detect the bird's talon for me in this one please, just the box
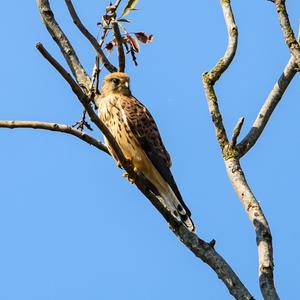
[122,172,135,183]
[128,177,135,184]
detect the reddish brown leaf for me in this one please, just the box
[134,32,148,43]
[134,32,154,44]
[148,34,154,42]
[125,34,140,52]
[105,39,117,53]
[105,42,114,52]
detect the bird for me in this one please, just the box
[96,72,195,232]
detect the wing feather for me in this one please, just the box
[120,96,191,217]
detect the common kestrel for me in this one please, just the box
[97,72,194,231]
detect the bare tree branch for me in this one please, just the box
[205,0,238,84]
[238,26,300,156]
[202,0,238,150]
[112,21,126,72]
[225,158,278,300]
[226,11,300,297]
[238,55,297,156]
[273,0,300,67]
[90,58,101,96]
[65,0,117,73]
[202,1,282,299]
[0,120,109,154]
[36,0,92,92]
[36,41,254,300]
[176,227,254,300]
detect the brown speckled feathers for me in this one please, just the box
[97,72,194,231]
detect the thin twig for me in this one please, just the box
[0,120,108,154]
[90,57,100,96]
[91,0,122,91]
[230,117,245,147]
[93,0,123,79]
[95,56,101,94]
[64,0,117,73]
[273,0,300,67]
[112,22,125,72]
[72,110,93,131]
[36,41,254,300]
[90,23,107,95]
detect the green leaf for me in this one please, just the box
[121,0,139,17]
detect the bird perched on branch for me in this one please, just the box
[97,72,195,232]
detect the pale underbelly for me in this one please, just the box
[104,134,168,195]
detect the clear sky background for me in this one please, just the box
[0,1,299,299]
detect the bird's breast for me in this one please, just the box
[98,97,140,163]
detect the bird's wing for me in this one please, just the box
[119,96,191,217]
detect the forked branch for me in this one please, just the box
[202,0,288,299]
[237,7,300,157]
[202,0,237,150]
[64,0,117,73]
[238,54,297,156]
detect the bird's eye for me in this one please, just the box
[111,78,120,85]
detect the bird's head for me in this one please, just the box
[101,72,132,97]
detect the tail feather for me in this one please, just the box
[160,186,195,232]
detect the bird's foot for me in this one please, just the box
[122,172,135,184]
[117,157,133,169]
[121,158,139,183]
[122,172,129,178]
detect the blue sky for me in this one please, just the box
[0,1,299,299]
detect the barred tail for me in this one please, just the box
[160,186,195,232]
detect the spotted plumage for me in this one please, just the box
[96,72,195,232]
